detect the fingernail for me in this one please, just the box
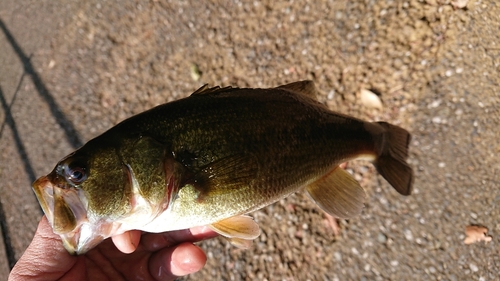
[170,246,199,276]
[189,225,210,236]
[129,231,136,248]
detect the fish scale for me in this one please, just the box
[32,80,413,254]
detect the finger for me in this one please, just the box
[111,230,141,254]
[149,242,207,281]
[339,162,347,169]
[9,216,78,280]
[141,226,218,252]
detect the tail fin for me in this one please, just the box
[374,122,414,195]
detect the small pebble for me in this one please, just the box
[379,197,388,205]
[327,90,335,100]
[432,117,442,124]
[404,229,413,241]
[429,100,441,108]
[190,64,202,81]
[469,263,478,272]
[452,0,469,9]
[378,233,387,243]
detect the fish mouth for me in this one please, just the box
[32,175,106,254]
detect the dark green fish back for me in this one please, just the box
[107,86,378,214]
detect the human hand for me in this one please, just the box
[9,216,218,281]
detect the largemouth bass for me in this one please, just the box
[33,81,413,254]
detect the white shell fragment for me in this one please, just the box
[360,89,383,109]
[48,60,56,69]
[451,0,469,9]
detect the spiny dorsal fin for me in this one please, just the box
[276,80,319,100]
[191,84,233,96]
[306,166,366,219]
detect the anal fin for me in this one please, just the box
[306,167,366,219]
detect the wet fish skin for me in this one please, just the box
[32,80,413,254]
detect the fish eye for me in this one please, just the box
[64,161,88,184]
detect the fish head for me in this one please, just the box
[33,144,131,254]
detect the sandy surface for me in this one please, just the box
[1,0,499,280]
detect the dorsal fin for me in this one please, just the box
[276,80,319,100]
[191,84,233,96]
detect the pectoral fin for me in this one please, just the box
[209,215,261,240]
[209,216,260,249]
[306,167,366,219]
[191,154,259,201]
[226,237,254,249]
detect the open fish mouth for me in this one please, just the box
[32,176,107,254]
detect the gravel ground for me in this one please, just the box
[0,0,499,280]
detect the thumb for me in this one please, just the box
[9,216,79,281]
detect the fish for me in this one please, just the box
[32,80,413,254]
